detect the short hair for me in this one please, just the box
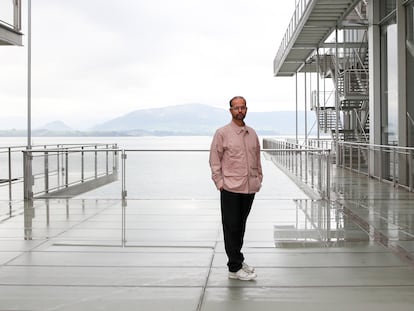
[229,96,246,107]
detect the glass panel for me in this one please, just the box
[407,3,414,147]
[380,21,398,146]
[386,24,398,145]
[380,0,396,21]
[124,151,215,200]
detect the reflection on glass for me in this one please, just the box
[24,200,34,240]
[273,200,369,248]
[407,4,414,146]
[380,0,396,21]
[386,24,398,145]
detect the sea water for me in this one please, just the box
[0,136,306,202]
[0,136,216,201]
[0,136,214,149]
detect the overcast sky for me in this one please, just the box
[0,0,297,129]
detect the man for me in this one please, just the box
[209,96,263,281]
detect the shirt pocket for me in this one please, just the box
[250,167,259,177]
[223,141,246,175]
[226,141,244,158]
[223,164,246,177]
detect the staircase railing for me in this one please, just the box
[341,69,369,99]
[354,110,369,142]
[352,30,368,73]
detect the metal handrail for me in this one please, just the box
[21,144,118,199]
[338,140,414,151]
[337,141,414,191]
[263,138,331,200]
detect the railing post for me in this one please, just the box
[57,145,61,187]
[367,144,371,178]
[44,148,49,194]
[94,146,98,179]
[8,148,12,203]
[113,144,119,172]
[121,150,127,245]
[299,146,303,181]
[23,151,33,200]
[310,151,314,188]
[65,149,69,188]
[393,147,396,187]
[288,145,291,171]
[294,149,297,176]
[106,144,109,175]
[357,144,361,173]
[379,146,383,182]
[81,146,84,182]
[409,149,413,192]
[122,151,127,199]
[326,151,331,201]
[318,151,322,192]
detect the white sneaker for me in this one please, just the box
[228,268,257,281]
[242,262,255,273]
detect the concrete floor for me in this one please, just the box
[1,158,414,310]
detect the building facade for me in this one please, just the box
[274,0,414,189]
[0,0,22,46]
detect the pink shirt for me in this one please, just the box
[209,121,263,194]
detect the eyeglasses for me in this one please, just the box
[230,106,247,111]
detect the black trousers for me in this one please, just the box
[220,189,255,272]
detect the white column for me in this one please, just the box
[397,0,408,185]
[368,0,381,177]
[27,0,32,150]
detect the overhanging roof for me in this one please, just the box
[0,23,23,46]
[274,0,361,77]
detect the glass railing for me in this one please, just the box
[337,141,414,191]
[263,138,332,200]
[263,138,414,196]
[21,144,119,199]
[17,139,414,205]
[1,144,107,203]
[120,149,213,200]
[21,146,303,201]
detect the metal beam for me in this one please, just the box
[274,0,363,76]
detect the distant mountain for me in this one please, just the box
[92,103,228,134]
[92,103,316,135]
[0,104,317,137]
[37,121,72,131]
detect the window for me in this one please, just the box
[380,0,396,22]
[407,1,414,146]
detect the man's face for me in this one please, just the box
[229,98,247,121]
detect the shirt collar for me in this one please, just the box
[230,121,249,135]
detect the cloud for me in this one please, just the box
[0,0,297,129]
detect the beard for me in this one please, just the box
[234,113,245,121]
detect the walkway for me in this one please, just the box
[0,157,414,310]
